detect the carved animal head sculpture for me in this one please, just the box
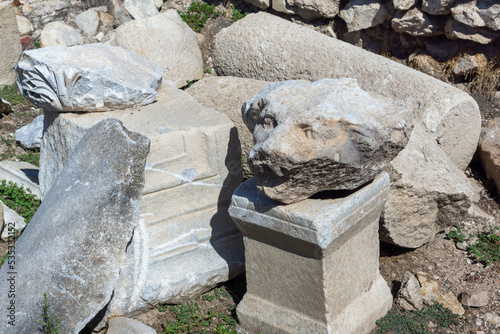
[242,78,413,204]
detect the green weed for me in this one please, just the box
[38,293,60,333]
[0,180,40,224]
[0,84,26,106]
[0,136,40,167]
[376,302,459,334]
[468,226,500,266]
[448,225,500,266]
[159,287,237,334]
[179,2,226,33]
[231,8,246,21]
[34,41,41,49]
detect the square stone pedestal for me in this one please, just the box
[228,173,393,334]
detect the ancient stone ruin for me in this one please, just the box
[0,0,499,333]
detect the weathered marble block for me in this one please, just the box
[39,82,244,321]
[228,173,393,334]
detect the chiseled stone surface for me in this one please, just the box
[16,43,164,112]
[115,10,203,88]
[40,81,244,325]
[187,76,269,178]
[213,13,481,171]
[229,173,392,334]
[478,118,500,195]
[0,119,150,334]
[242,78,412,204]
[0,2,23,87]
[107,317,156,334]
[381,124,473,248]
[0,161,40,197]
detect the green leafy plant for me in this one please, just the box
[38,293,60,334]
[0,136,40,166]
[468,226,500,266]
[0,84,26,106]
[231,8,246,21]
[376,302,459,334]
[0,180,40,224]
[179,2,226,33]
[447,226,466,243]
[159,286,237,334]
[447,225,500,266]
[34,41,41,49]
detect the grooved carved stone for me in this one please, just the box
[39,82,244,326]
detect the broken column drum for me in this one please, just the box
[228,173,393,334]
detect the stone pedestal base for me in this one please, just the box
[229,173,393,334]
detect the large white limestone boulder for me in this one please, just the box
[114,10,203,88]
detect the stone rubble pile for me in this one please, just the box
[0,1,498,333]
[241,0,500,45]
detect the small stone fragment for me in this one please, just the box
[397,272,423,311]
[479,119,500,195]
[392,7,446,36]
[107,317,156,334]
[485,312,500,326]
[393,0,417,10]
[422,0,456,15]
[75,9,100,37]
[16,44,164,112]
[40,21,84,47]
[15,114,43,149]
[16,15,34,36]
[417,272,439,305]
[459,291,489,307]
[437,292,465,315]
[453,53,486,76]
[340,0,391,32]
[0,98,13,114]
[1,201,26,241]
[112,0,159,26]
[456,240,468,250]
[445,17,500,44]
[243,78,412,204]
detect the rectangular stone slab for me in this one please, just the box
[39,81,244,321]
[229,173,393,334]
